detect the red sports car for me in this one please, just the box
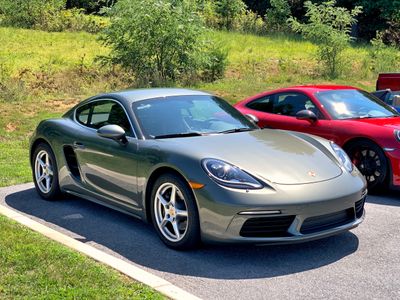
[235,85,400,191]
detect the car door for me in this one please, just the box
[73,99,140,209]
[247,92,335,141]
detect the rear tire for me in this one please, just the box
[32,143,62,200]
[150,173,201,250]
[346,140,388,191]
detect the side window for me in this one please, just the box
[274,93,323,118]
[75,100,134,136]
[76,104,91,125]
[246,96,273,113]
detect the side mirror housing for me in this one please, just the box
[245,114,259,125]
[97,125,128,144]
[296,110,317,123]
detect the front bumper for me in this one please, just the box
[194,171,367,244]
[385,148,400,188]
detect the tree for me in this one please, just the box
[100,0,225,85]
[289,0,362,78]
[265,0,292,32]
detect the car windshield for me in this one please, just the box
[132,95,258,138]
[315,89,399,119]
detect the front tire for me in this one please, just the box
[150,173,200,250]
[346,140,388,191]
[32,143,62,200]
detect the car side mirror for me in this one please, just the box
[245,114,259,125]
[97,125,128,144]
[296,110,317,123]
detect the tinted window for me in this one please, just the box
[274,93,321,117]
[315,89,399,119]
[132,95,257,138]
[75,100,133,136]
[76,104,91,125]
[246,96,273,113]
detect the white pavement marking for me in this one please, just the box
[0,204,201,300]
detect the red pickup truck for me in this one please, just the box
[376,73,400,90]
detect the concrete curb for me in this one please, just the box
[0,204,201,300]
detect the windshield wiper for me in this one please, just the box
[219,127,254,134]
[152,132,205,139]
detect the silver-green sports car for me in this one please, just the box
[30,88,367,249]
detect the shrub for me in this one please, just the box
[368,32,400,74]
[289,0,362,78]
[215,0,247,30]
[237,10,266,35]
[0,0,66,29]
[265,0,291,32]
[99,0,226,85]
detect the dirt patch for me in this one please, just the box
[5,123,17,132]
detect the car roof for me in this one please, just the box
[100,88,212,103]
[289,85,358,92]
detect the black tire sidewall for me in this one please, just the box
[150,173,201,250]
[32,143,61,200]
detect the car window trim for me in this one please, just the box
[74,98,138,139]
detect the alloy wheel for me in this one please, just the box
[34,150,54,194]
[154,182,189,242]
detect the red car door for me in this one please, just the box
[244,92,336,141]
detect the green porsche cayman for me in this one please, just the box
[30,88,367,249]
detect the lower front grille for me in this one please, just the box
[240,215,295,238]
[355,197,366,219]
[300,208,355,235]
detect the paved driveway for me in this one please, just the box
[1,183,399,299]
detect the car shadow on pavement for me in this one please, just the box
[367,191,400,207]
[6,188,360,280]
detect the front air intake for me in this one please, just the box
[240,215,295,237]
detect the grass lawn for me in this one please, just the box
[0,27,388,187]
[0,215,163,299]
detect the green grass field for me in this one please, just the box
[0,27,386,187]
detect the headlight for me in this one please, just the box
[331,142,353,172]
[202,158,263,189]
[394,129,400,142]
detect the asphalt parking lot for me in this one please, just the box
[1,183,399,300]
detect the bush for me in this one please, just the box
[237,10,266,35]
[0,0,66,29]
[215,0,247,30]
[99,0,226,85]
[265,0,291,32]
[289,0,362,78]
[368,32,400,74]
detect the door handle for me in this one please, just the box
[73,142,85,149]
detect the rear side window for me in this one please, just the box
[76,104,91,125]
[246,96,273,113]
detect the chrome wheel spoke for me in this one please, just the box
[170,185,176,206]
[176,208,188,218]
[158,194,168,207]
[171,220,180,239]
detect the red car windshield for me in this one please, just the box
[315,89,399,119]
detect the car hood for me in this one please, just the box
[161,129,343,185]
